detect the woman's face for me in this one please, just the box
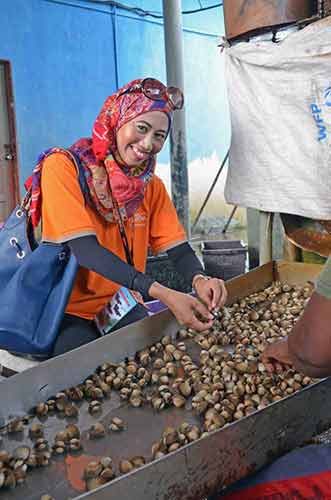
[116,111,169,167]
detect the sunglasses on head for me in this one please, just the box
[119,78,184,110]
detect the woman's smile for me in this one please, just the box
[130,144,151,163]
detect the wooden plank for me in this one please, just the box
[225,261,274,304]
[275,260,324,285]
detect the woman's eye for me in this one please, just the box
[155,134,165,141]
[137,124,147,133]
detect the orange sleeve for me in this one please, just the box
[41,153,96,243]
[148,175,187,255]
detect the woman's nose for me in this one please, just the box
[140,134,153,152]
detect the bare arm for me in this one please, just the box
[287,291,331,377]
[262,257,331,377]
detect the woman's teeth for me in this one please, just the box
[132,146,148,160]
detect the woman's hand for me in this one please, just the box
[260,338,294,373]
[149,282,214,332]
[130,290,145,305]
[192,275,228,313]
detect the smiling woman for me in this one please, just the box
[17,77,228,358]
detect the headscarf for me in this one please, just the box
[26,78,173,227]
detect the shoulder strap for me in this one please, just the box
[22,148,91,212]
[66,149,91,205]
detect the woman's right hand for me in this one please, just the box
[149,282,214,332]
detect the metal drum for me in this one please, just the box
[281,213,331,257]
[223,0,318,40]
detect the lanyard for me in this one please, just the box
[108,182,134,266]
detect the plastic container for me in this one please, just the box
[201,240,247,281]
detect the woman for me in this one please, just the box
[29,78,227,356]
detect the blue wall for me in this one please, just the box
[1,0,230,192]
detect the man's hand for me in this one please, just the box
[260,338,294,373]
[192,275,228,313]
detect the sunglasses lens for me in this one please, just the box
[167,87,184,109]
[143,78,166,100]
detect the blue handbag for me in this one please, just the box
[0,152,87,358]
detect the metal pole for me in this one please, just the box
[162,0,190,237]
[192,149,229,232]
[222,205,237,234]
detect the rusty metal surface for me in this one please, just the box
[223,0,317,39]
[280,213,331,257]
[0,262,328,500]
[2,376,331,500]
[77,379,331,500]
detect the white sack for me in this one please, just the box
[224,17,331,219]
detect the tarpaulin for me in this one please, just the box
[224,17,331,219]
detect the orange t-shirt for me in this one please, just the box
[41,153,186,320]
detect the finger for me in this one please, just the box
[189,316,214,332]
[210,282,221,310]
[196,286,213,310]
[265,362,275,373]
[217,280,228,308]
[192,299,214,321]
[275,362,286,373]
[260,352,269,363]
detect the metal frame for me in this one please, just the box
[0,59,20,210]
[0,262,329,499]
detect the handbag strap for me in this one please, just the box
[22,149,91,214]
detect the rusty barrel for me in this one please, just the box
[223,0,318,40]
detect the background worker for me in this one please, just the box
[261,256,331,377]
[216,257,331,499]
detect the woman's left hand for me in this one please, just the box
[193,275,228,313]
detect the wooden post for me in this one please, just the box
[259,211,273,264]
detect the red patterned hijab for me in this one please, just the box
[27,79,173,227]
[71,78,173,222]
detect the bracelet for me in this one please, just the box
[192,274,210,290]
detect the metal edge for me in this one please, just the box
[74,378,331,500]
[0,309,178,424]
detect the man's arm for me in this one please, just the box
[287,291,331,377]
[262,257,331,377]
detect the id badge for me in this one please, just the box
[95,287,138,335]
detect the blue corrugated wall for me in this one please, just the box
[1,0,229,194]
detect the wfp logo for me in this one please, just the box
[310,104,327,142]
[324,86,331,107]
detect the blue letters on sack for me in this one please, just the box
[310,104,328,142]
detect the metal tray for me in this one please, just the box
[0,261,329,500]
